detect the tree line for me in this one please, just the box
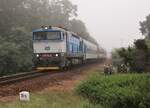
[112,14,150,73]
[0,0,96,76]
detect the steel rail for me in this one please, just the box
[0,61,103,86]
[0,70,49,85]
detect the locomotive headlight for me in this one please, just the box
[36,54,39,58]
[56,54,59,57]
[45,27,48,29]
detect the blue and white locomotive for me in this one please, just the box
[32,26,105,70]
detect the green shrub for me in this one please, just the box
[0,29,33,76]
[76,74,150,108]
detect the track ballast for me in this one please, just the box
[0,71,49,85]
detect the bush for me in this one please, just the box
[0,29,33,76]
[76,74,150,108]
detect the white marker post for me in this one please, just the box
[19,91,30,102]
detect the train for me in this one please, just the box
[32,26,106,70]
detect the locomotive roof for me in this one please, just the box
[32,26,98,45]
[32,27,78,36]
[32,28,64,33]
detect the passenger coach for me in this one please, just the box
[32,26,103,70]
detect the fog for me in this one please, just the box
[70,0,150,53]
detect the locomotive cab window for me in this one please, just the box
[33,31,61,40]
[47,32,61,40]
[33,32,46,40]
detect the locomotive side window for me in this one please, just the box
[60,32,65,40]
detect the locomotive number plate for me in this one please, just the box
[45,46,50,51]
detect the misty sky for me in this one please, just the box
[70,0,150,53]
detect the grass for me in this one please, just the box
[2,66,149,108]
[0,67,103,108]
[0,91,101,108]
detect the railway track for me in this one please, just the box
[0,61,105,86]
[0,71,50,85]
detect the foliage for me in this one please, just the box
[76,73,150,108]
[69,19,97,44]
[111,49,123,67]
[0,29,32,76]
[140,14,150,38]
[112,39,150,72]
[134,39,148,51]
[112,14,150,73]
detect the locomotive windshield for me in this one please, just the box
[33,31,61,40]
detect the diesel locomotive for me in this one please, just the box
[32,26,106,70]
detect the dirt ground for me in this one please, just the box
[0,63,105,103]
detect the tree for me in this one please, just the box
[69,19,97,44]
[70,19,90,37]
[45,0,77,27]
[134,39,148,52]
[0,29,32,76]
[115,39,150,72]
[140,14,150,38]
[111,49,123,67]
[112,14,150,73]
